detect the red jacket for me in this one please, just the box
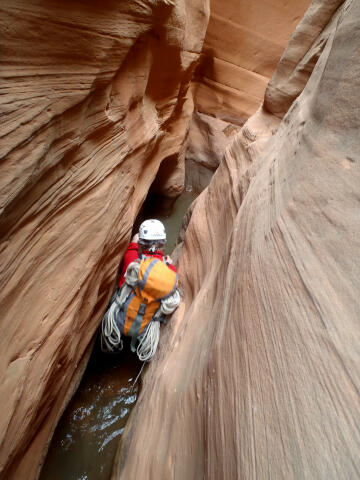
[118,242,177,288]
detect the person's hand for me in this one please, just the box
[131,233,139,243]
[165,255,173,265]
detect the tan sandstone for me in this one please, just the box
[185,111,240,193]
[0,1,209,478]
[186,0,312,196]
[194,0,312,125]
[114,1,360,479]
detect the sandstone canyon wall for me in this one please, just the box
[195,0,311,124]
[0,1,209,478]
[186,0,311,194]
[114,1,360,479]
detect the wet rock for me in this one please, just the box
[114,1,360,479]
[0,0,209,478]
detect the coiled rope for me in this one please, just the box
[161,290,181,315]
[101,293,122,352]
[101,260,180,360]
[101,284,131,352]
[136,290,180,361]
[136,321,160,361]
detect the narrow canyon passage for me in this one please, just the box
[39,188,197,480]
[2,1,359,479]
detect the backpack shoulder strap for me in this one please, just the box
[129,300,148,352]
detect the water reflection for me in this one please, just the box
[40,346,142,480]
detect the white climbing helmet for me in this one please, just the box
[139,219,166,244]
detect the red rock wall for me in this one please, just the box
[114,1,360,478]
[0,1,209,478]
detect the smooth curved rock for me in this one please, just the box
[185,111,240,193]
[264,0,345,117]
[187,0,312,199]
[0,0,209,478]
[114,1,360,478]
[194,0,311,124]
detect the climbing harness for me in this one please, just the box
[101,256,180,361]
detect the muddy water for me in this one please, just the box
[40,190,196,480]
[40,347,141,480]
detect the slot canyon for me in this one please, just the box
[0,0,359,479]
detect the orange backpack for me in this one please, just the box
[117,257,178,351]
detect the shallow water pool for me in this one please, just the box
[40,346,142,480]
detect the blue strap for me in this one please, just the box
[116,291,135,333]
[129,302,147,352]
[138,258,159,292]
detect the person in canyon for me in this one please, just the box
[118,219,177,287]
[101,219,180,360]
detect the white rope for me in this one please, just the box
[101,261,139,352]
[161,289,181,315]
[101,297,123,352]
[124,261,140,287]
[101,284,132,352]
[136,321,160,361]
[131,362,146,389]
[101,261,180,359]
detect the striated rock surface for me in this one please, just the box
[114,1,360,479]
[0,0,209,478]
[264,0,345,117]
[193,0,311,125]
[185,111,240,193]
[186,0,312,196]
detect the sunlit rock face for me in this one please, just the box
[0,0,209,478]
[114,1,360,479]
